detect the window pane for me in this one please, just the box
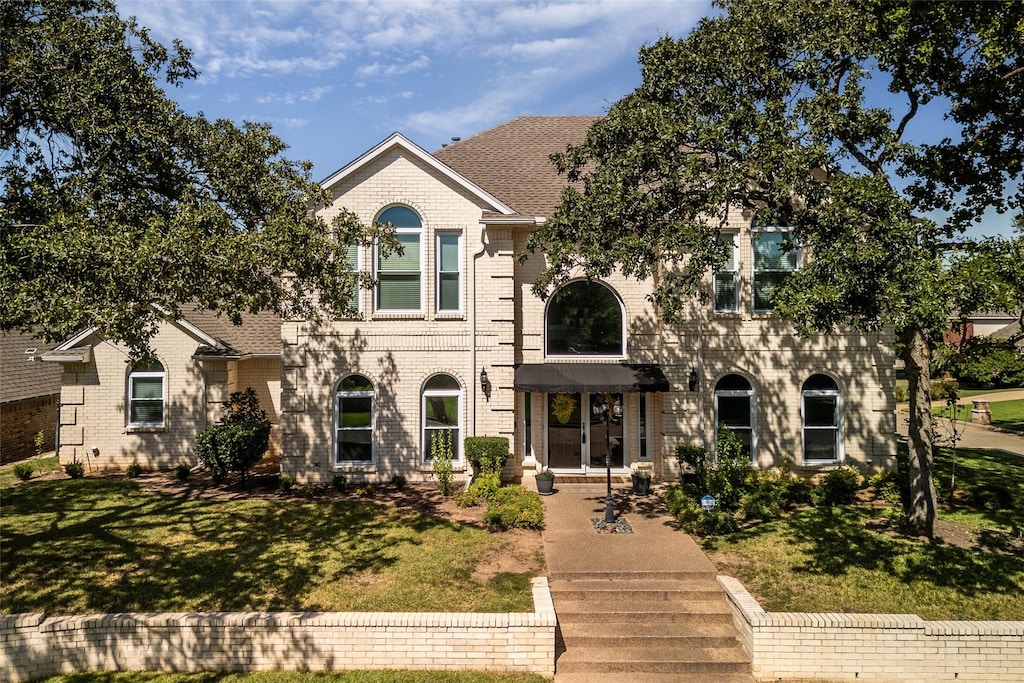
[805,395,838,426]
[546,281,623,355]
[803,374,839,392]
[427,428,460,461]
[425,395,458,427]
[754,271,789,310]
[345,243,359,310]
[337,432,372,462]
[438,234,459,271]
[426,374,460,391]
[339,396,372,427]
[378,206,421,228]
[716,374,751,391]
[805,429,838,461]
[380,233,420,271]
[439,273,459,310]
[378,274,420,309]
[131,401,163,424]
[715,273,737,311]
[132,377,162,399]
[340,374,373,392]
[718,395,751,428]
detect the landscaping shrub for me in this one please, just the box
[966,483,1014,511]
[869,470,903,507]
[390,473,407,490]
[279,474,295,491]
[676,441,708,488]
[940,337,1024,389]
[333,473,347,491]
[664,484,738,535]
[13,462,33,481]
[174,464,191,481]
[465,436,509,475]
[894,378,960,402]
[780,474,815,506]
[740,474,784,521]
[126,461,142,478]
[705,425,753,512]
[64,461,85,479]
[484,485,544,530]
[430,429,454,495]
[818,466,862,506]
[194,388,271,487]
[457,471,502,507]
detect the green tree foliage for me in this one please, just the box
[526,0,1024,537]
[1,0,392,356]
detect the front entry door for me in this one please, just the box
[546,392,625,472]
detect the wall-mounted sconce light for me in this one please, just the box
[688,367,699,392]
[480,368,492,401]
[313,463,321,473]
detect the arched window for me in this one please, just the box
[422,374,461,463]
[376,205,422,311]
[545,280,624,356]
[802,374,841,464]
[128,358,165,427]
[714,374,755,462]
[335,374,375,463]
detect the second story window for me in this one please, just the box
[436,232,461,312]
[376,205,422,312]
[546,280,625,357]
[714,233,739,313]
[753,229,799,313]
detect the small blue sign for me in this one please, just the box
[700,495,716,511]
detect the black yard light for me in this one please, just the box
[592,392,623,524]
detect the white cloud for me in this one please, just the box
[357,55,431,79]
[254,86,334,106]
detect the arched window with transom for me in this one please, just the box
[375,205,422,312]
[714,374,755,463]
[545,280,624,357]
[422,374,461,463]
[802,374,842,464]
[335,374,375,464]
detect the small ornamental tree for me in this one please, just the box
[195,387,271,488]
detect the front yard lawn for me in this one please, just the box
[0,475,542,615]
[702,447,1024,620]
[932,398,1024,433]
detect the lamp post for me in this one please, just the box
[593,393,621,524]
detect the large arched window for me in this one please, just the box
[422,374,461,463]
[335,374,375,463]
[545,281,624,356]
[128,358,165,427]
[714,374,755,462]
[376,205,422,311]
[802,374,842,464]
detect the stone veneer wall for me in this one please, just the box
[0,579,555,683]
[719,576,1024,682]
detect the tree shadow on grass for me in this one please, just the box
[0,478,477,614]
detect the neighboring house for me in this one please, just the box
[42,115,896,480]
[0,331,62,463]
[282,115,895,484]
[946,311,1022,346]
[41,308,281,471]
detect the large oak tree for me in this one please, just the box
[527,0,1024,536]
[1,0,388,355]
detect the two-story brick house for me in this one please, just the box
[44,115,896,481]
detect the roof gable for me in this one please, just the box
[320,132,516,216]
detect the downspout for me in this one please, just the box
[468,225,489,484]
[697,297,706,451]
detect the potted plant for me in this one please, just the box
[535,468,555,495]
[631,465,652,496]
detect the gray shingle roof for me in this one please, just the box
[181,307,282,356]
[0,331,62,404]
[432,115,599,219]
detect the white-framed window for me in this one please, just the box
[436,232,461,312]
[128,358,165,427]
[344,241,361,314]
[375,205,422,312]
[422,374,461,463]
[335,374,375,464]
[714,374,756,463]
[752,228,799,312]
[802,374,842,465]
[638,394,651,461]
[545,280,625,357]
[714,232,739,313]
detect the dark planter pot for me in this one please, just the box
[632,475,651,496]
[536,476,555,495]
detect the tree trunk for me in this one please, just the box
[900,325,937,538]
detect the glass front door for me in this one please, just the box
[546,392,625,472]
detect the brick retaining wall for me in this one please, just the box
[719,576,1024,682]
[0,578,555,682]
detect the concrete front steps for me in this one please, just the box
[550,570,755,683]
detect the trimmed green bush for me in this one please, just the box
[194,388,271,487]
[457,471,502,508]
[484,485,545,530]
[13,462,33,481]
[64,461,85,479]
[279,474,295,491]
[126,462,142,478]
[818,466,862,506]
[333,473,347,491]
[465,436,510,475]
[663,484,738,535]
[390,473,407,490]
[174,464,191,481]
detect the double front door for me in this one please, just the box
[546,392,625,472]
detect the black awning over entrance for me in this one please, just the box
[514,363,671,393]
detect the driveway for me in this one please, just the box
[896,388,1024,456]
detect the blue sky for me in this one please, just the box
[120,0,712,179]
[119,0,1015,238]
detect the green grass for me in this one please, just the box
[32,673,546,683]
[0,477,538,615]
[0,455,61,487]
[704,505,1024,620]
[703,447,1024,620]
[932,398,1024,433]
